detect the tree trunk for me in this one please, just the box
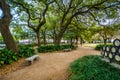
[36,31,41,46]
[70,37,73,45]
[54,38,61,45]
[0,26,18,52]
[75,36,78,45]
[54,35,62,45]
[80,37,83,46]
[103,38,107,45]
[53,38,57,45]
[53,33,61,45]
[0,0,18,53]
[43,32,46,45]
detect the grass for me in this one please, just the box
[83,43,113,49]
[83,43,99,48]
[69,55,120,80]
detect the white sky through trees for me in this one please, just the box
[0,8,3,19]
[63,0,70,5]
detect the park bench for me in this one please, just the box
[25,55,39,65]
[63,48,72,52]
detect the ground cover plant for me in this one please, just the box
[69,55,120,80]
[0,48,18,67]
[18,45,36,57]
[0,45,36,67]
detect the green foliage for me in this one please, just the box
[69,55,120,80]
[37,44,76,53]
[0,36,3,41]
[0,48,18,67]
[0,45,36,67]
[18,45,36,57]
[95,44,113,50]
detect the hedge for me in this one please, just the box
[95,44,113,50]
[38,44,77,53]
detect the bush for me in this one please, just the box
[0,45,36,67]
[95,44,113,50]
[18,45,36,57]
[69,55,120,80]
[38,44,76,53]
[0,48,18,67]
[18,43,36,47]
[60,44,75,50]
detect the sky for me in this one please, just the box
[0,9,3,19]
[63,0,70,4]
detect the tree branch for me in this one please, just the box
[11,0,36,30]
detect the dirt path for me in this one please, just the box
[0,46,100,80]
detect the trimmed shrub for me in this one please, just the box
[0,48,18,67]
[69,55,120,80]
[38,44,76,53]
[95,44,113,50]
[18,43,36,47]
[18,45,36,57]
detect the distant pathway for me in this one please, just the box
[0,46,100,80]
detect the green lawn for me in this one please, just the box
[69,55,120,80]
[83,43,99,48]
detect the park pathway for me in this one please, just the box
[0,46,100,80]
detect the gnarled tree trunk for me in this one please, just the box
[80,36,83,46]
[75,36,78,45]
[0,0,18,53]
[43,33,46,45]
[103,38,107,45]
[54,36,62,45]
[35,31,41,46]
[70,37,73,45]
[53,31,64,45]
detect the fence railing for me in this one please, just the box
[101,39,120,63]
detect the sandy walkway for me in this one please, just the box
[0,46,100,80]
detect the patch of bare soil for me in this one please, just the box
[0,46,100,80]
[0,58,25,76]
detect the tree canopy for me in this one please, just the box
[0,0,120,51]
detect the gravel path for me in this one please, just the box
[0,46,100,80]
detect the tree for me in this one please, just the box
[0,0,18,52]
[45,11,61,44]
[65,18,95,46]
[12,25,30,40]
[40,25,47,45]
[51,0,120,45]
[97,25,119,44]
[11,0,54,46]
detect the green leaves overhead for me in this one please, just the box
[6,0,120,44]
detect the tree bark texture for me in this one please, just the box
[0,0,18,53]
[36,31,41,46]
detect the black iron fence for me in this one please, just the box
[101,39,120,63]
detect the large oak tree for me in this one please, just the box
[0,0,18,52]
[11,0,54,46]
[51,0,120,45]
